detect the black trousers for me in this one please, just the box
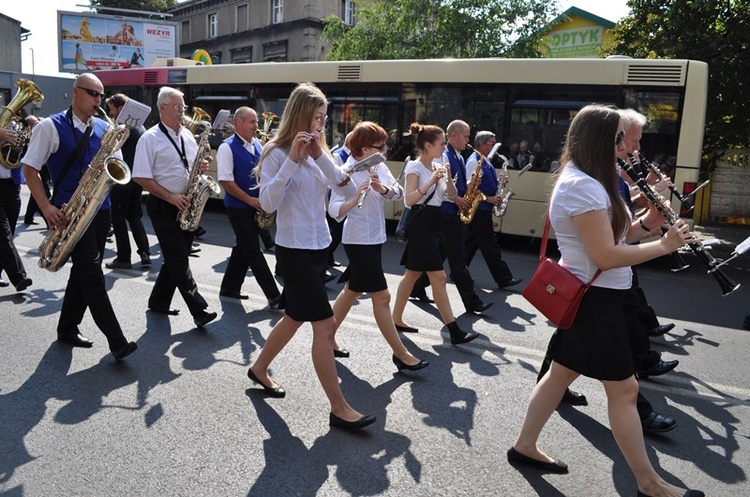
[326,212,343,265]
[632,266,660,330]
[110,182,150,261]
[439,213,478,308]
[221,207,280,300]
[465,210,513,284]
[146,196,207,316]
[623,281,660,371]
[24,165,51,223]
[0,179,27,286]
[57,209,128,350]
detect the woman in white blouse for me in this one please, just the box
[246,82,375,432]
[508,105,702,497]
[391,123,479,346]
[328,121,428,372]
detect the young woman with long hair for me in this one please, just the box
[247,82,375,432]
[508,105,703,497]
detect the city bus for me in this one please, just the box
[94,57,709,237]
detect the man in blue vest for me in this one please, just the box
[216,107,281,307]
[21,73,137,360]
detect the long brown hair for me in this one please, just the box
[254,82,331,177]
[558,105,629,241]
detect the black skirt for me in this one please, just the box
[401,205,443,271]
[549,286,635,381]
[275,246,333,322]
[338,244,388,293]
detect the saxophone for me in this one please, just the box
[255,111,280,230]
[0,78,44,169]
[459,146,486,223]
[492,156,514,217]
[177,121,221,231]
[38,108,131,271]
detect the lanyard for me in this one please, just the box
[158,122,189,169]
[65,107,93,173]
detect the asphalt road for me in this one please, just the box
[2,195,750,496]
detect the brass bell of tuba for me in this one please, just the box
[0,78,44,169]
[188,106,211,136]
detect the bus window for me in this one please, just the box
[623,89,681,164]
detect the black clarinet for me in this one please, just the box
[618,158,739,296]
[631,152,695,211]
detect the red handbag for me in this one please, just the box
[522,214,600,329]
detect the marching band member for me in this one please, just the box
[328,121,428,371]
[246,82,375,432]
[0,125,31,292]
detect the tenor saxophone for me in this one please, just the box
[38,108,131,271]
[177,121,221,231]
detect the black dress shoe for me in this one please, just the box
[333,348,350,358]
[57,333,94,348]
[393,355,429,371]
[395,324,419,333]
[247,368,286,398]
[447,321,480,345]
[637,490,704,497]
[561,388,588,406]
[219,290,249,300]
[14,277,32,292]
[638,359,679,378]
[648,323,675,337]
[498,277,523,289]
[0,278,8,287]
[507,447,568,474]
[23,219,39,225]
[268,295,282,310]
[112,341,138,361]
[642,411,677,434]
[466,299,494,314]
[329,412,376,431]
[193,226,207,238]
[140,254,152,267]
[106,259,132,270]
[194,310,218,328]
[148,306,180,316]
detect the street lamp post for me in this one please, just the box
[29,47,35,78]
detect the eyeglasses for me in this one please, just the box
[371,143,387,151]
[164,103,187,112]
[615,129,625,146]
[77,86,105,99]
[314,114,328,124]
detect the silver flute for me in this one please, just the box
[357,170,373,208]
[303,130,323,143]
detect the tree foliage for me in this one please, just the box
[603,0,750,159]
[323,0,558,60]
[89,0,178,16]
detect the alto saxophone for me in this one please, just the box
[459,145,486,223]
[178,121,221,231]
[492,156,514,217]
[38,108,131,271]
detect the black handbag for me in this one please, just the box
[396,186,435,243]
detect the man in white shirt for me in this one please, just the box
[132,86,217,328]
[0,125,31,292]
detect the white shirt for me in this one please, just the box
[550,164,631,290]
[21,113,122,172]
[329,157,404,245]
[216,135,259,182]
[404,159,446,207]
[259,146,356,250]
[132,123,198,194]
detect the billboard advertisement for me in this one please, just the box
[58,11,179,73]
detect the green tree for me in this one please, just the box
[89,0,177,15]
[603,0,750,168]
[323,0,558,60]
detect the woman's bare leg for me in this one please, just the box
[248,314,301,388]
[332,283,360,351]
[393,269,421,328]
[371,289,420,365]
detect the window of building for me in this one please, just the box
[208,13,217,38]
[237,4,248,32]
[231,46,253,64]
[342,1,355,26]
[263,40,287,62]
[272,0,283,24]
[181,20,190,44]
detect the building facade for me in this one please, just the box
[0,13,26,74]
[167,0,356,64]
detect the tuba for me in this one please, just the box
[459,145,486,223]
[0,78,44,169]
[188,106,211,136]
[255,111,280,230]
[38,108,131,271]
[177,120,220,231]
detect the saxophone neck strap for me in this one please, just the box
[52,107,94,205]
[159,122,188,169]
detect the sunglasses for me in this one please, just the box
[77,86,105,99]
[615,129,625,146]
[371,143,387,151]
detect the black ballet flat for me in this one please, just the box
[637,491,704,497]
[329,412,376,432]
[247,368,286,398]
[392,355,429,372]
[507,447,568,474]
[333,348,350,358]
[395,324,419,333]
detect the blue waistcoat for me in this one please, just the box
[223,135,262,209]
[441,145,467,215]
[48,111,110,209]
[335,147,350,164]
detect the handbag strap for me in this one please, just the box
[540,208,601,286]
